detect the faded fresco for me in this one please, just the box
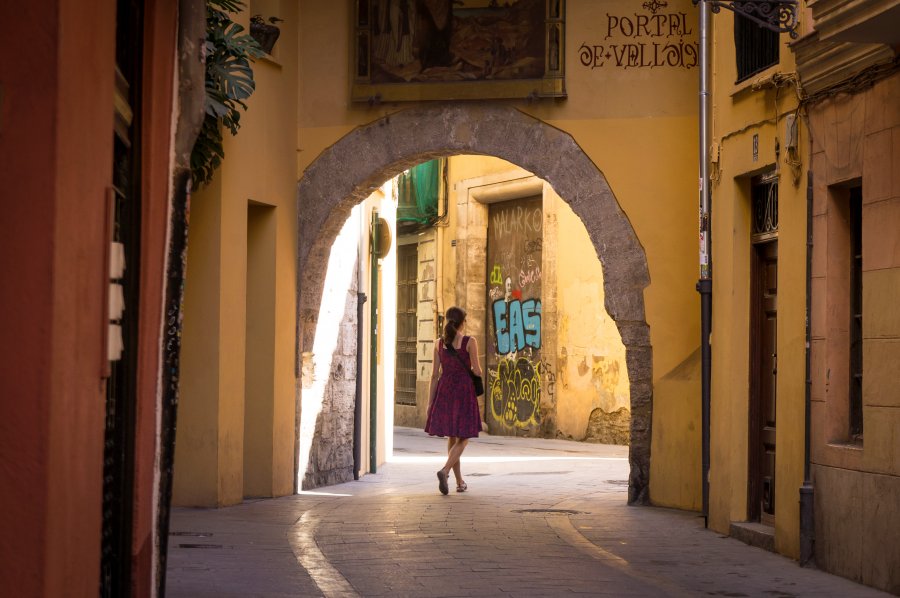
[369,0,545,83]
[353,0,565,101]
[486,196,543,434]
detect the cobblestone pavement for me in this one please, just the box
[166,428,889,597]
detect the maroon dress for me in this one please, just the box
[424,336,481,439]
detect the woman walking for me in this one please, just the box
[425,306,483,495]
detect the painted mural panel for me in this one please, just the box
[486,196,543,434]
[351,0,566,101]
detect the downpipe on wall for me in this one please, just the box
[369,211,380,474]
[696,0,712,528]
[800,170,815,566]
[353,291,366,480]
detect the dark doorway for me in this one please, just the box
[749,239,777,523]
[101,0,143,594]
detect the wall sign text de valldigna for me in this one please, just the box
[579,7,699,70]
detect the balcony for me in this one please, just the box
[792,0,899,94]
[806,0,900,45]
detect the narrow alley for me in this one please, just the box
[166,428,887,598]
[6,2,900,596]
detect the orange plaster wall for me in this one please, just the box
[0,2,60,594]
[45,1,117,595]
[0,0,117,594]
[1,0,178,594]
[807,70,900,594]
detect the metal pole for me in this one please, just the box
[697,0,713,529]
[369,212,379,474]
[353,291,366,480]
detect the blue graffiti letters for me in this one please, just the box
[493,298,541,355]
[522,299,541,348]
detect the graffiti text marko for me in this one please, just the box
[491,206,543,239]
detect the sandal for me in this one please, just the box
[456,482,467,493]
[437,470,449,495]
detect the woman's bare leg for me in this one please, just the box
[447,437,463,485]
[440,437,469,479]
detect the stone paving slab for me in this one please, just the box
[166,428,889,597]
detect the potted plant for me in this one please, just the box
[250,14,284,55]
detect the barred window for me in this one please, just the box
[734,12,779,82]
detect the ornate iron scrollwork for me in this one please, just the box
[752,178,779,238]
[692,0,799,38]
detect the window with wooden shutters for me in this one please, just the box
[395,244,418,406]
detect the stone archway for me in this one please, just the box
[297,104,652,504]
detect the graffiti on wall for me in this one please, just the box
[490,356,542,428]
[486,196,544,432]
[492,298,541,354]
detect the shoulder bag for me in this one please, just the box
[444,338,485,397]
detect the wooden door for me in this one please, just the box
[749,240,777,523]
[485,196,543,435]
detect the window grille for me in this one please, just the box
[751,175,778,241]
[734,11,779,82]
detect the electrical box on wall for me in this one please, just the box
[785,114,798,150]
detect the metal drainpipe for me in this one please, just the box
[353,290,366,480]
[369,211,380,474]
[800,169,815,566]
[696,0,713,529]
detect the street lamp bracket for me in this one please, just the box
[692,0,800,38]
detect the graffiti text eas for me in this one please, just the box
[493,299,541,355]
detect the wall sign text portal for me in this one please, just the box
[578,3,699,70]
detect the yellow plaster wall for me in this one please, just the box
[174,174,224,506]
[448,155,521,182]
[297,0,703,509]
[174,3,299,505]
[553,190,630,439]
[707,10,809,557]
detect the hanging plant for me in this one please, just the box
[190,0,263,189]
[250,14,285,55]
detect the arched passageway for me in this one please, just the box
[296,104,652,504]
